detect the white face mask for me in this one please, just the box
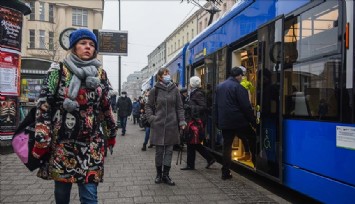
[122,94,127,97]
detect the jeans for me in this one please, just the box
[144,127,150,145]
[120,116,128,134]
[54,181,98,204]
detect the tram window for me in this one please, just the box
[283,57,340,121]
[216,48,227,84]
[284,1,339,61]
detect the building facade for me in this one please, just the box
[147,42,166,77]
[122,71,143,100]
[22,0,104,62]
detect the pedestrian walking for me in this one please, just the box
[117,91,132,136]
[145,68,186,186]
[215,66,257,180]
[180,76,216,170]
[132,98,141,124]
[32,28,117,204]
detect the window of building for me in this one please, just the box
[29,30,35,48]
[49,4,54,23]
[72,8,88,27]
[187,32,189,41]
[39,30,45,49]
[178,40,180,48]
[49,32,54,50]
[39,2,45,21]
[192,29,194,38]
[29,1,35,20]
[199,22,203,32]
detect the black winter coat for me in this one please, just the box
[117,96,132,117]
[215,77,256,129]
[185,88,207,123]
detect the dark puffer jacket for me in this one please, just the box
[145,82,185,145]
[117,96,132,117]
[215,77,256,129]
[185,88,207,123]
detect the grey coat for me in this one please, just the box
[145,82,185,145]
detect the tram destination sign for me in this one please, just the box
[96,30,128,56]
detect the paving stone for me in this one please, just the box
[0,121,292,203]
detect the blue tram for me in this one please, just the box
[163,43,190,87]
[165,0,354,203]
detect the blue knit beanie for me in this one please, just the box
[69,28,98,50]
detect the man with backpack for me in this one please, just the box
[117,91,132,136]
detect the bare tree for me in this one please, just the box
[181,0,222,25]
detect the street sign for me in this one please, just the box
[96,29,128,56]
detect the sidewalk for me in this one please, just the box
[0,120,290,203]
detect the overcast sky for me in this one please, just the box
[102,0,206,91]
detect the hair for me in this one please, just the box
[157,68,169,81]
[230,66,244,77]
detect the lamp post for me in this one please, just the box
[117,0,121,128]
[118,0,121,94]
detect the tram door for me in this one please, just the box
[255,17,284,181]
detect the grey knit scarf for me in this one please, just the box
[62,53,102,112]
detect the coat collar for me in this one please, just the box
[155,81,176,91]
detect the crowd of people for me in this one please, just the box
[31,28,256,203]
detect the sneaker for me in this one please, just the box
[148,144,154,148]
[206,159,216,169]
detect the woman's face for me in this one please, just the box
[159,71,169,81]
[65,113,76,129]
[74,39,95,60]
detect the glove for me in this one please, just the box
[32,146,49,159]
[107,137,116,148]
[183,104,190,110]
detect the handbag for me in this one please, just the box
[12,107,47,171]
[12,63,62,171]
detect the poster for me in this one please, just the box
[0,95,17,133]
[0,51,20,95]
[0,7,23,51]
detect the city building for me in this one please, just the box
[122,71,143,99]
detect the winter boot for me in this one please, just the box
[141,143,147,151]
[155,166,162,184]
[162,165,175,186]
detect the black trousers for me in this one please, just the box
[186,143,214,168]
[221,125,256,174]
[133,114,140,124]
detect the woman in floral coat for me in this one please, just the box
[32,28,117,204]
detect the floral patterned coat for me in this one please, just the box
[34,63,117,183]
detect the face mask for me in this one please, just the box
[122,94,127,97]
[163,75,171,84]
